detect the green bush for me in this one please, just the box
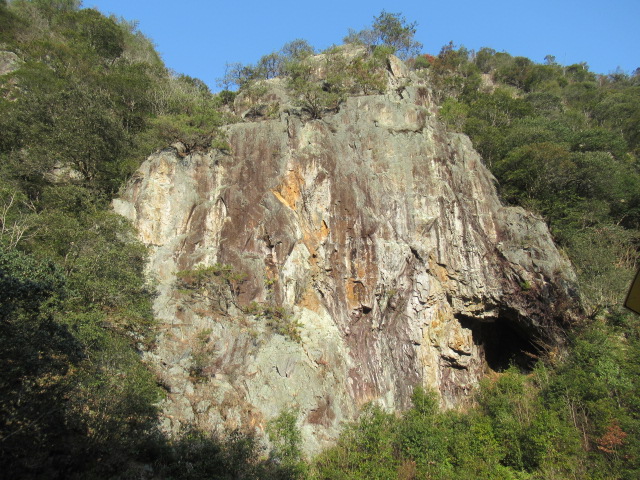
[244,301,302,342]
[413,55,430,70]
[267,409,306,477]
[176,263,246,313]
[344,10,422,60]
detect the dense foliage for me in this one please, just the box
[312,317,640,479]
[1,2,639,478]
[343,10,423,60]
[0,1,285,478]
[430,44,640,314]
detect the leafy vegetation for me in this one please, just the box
[267,409,308,478]
[309,34,640,480]
[312,340,640,479]
[430,44,640,315]
[0,1,267,477]
[175,263,247,314]
[221,30,391,119]
[344,10,423,60]
[1,2,639,478]
[245,301,302,342]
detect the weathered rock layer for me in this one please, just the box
[114,64,579,453]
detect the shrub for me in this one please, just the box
[267,410,304,466]
[344,10,422,60]
[413,55,431,70]
[244,302,302,342]
[175,263,246,313]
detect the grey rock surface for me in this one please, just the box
[0,51,20,76]
[114,56,580,454]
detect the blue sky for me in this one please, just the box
[87,0,639,90]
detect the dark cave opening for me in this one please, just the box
[483,320,539,372]
[459,316,539,372]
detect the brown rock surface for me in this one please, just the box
[114,59,580,453]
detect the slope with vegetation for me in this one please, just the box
[307,24,640,480]
[1,2,639,478]
[0,1,291,478]
[433,46,640,313]
[222,11,640,480]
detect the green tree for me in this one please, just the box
[68,8,125,61]
[31,0,81,14]
[495,56,534,90]
[371,10,422,59]
[313,404,399,479]
[494,142,576,211]
[0,0,21,42]
[345,10,422,60]
[287,60,343,118]
[280,38,315,61]
[474,47,498,73]
[439,97,469,130]
[399,388,453,477]
[564,63,596,83]
[267,409,306,477]
[0,247,77,476]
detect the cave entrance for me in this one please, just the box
[459,316,539,372]
[480,319,538,372]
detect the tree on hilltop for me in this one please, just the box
[344,10,423,60]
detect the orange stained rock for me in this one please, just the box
[448,328,469,352]
[272,166,304,211]
[429,255,450,284]
[345,278,367,310]
[247,410,266,431]
[302,219,330,259]
[430,304,452,330]
[298,286,322,313]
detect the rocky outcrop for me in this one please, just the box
[114,57,580,454]
[0,51,21,77]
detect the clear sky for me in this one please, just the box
[87,0,639,90]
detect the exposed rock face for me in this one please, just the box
[0,51,21,77]
[114,59,580,453]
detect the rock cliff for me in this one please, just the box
[113,56,580,453]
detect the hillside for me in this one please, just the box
[1,2,639,479]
